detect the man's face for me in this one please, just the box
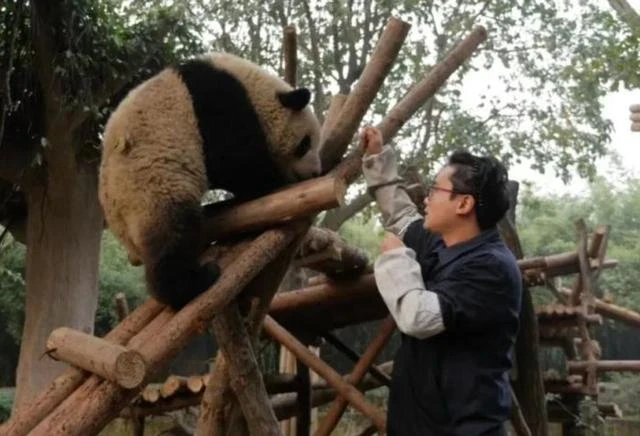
[423,165,472,233]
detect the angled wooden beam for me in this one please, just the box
[263,315,387,432]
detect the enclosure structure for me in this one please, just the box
[2,16,639,436]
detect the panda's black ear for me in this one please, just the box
[277,88,311,111]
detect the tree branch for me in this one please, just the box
[320,192,372,231]
[608,0,640,30]
[300,0,325,123]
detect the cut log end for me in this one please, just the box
[114,350,147,389]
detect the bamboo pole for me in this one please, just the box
[29,224,304,436]
[46,328,147,389]
[284,25,297,87]
[203,176,345,241]
[263,315,387,432]
[320,17,411,170]
[0,298,163,436]
[314,316,396,436]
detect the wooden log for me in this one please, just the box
[295,227,369,278]
[631,103,640,113]
[295,359,312,436]
[592,297,640,329]
[0,298,163,436]
[320,17,411,170]
[203,176,345,241]
[314,316,396,436]
[630,112,640,122]
[320,331,392,387]
[632,122,640,131]
[187,375,205,394]
[510,386,532,436]
[333,26,489,184]
[377,25,487,142]
[568,360,640,373]
[197,232,305,435]
[46,327,147,389]
[283,25,297,86]
[547,401,622,423]
[320,94,348,145]
[263,315,387,432]
[211,302,281,436]
[142,385,161,403]
[124,362,394,420]
[29,223,304,436]
[160,375,189,398]
[114,292,129,322]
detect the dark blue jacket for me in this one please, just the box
[387,220,523,436]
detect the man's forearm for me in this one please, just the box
[374,247,445,339]
[362,145,422,238]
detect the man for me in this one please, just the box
[360,126,523,436]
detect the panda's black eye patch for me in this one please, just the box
[294,136,312,158]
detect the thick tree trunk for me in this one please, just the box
[13,161,103,411]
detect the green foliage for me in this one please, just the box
[95,231,147,337]
[0,388,13,423]
[337,213,385,260]
[0,234,25,386]
[0,0,205,156]
[0,229,149,385]
[195,0,637,184]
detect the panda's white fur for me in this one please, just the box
[98,52,322,309]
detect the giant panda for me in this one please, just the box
[98,52,322,310]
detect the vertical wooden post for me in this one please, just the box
[295,359,312,436]
[498,181,549,436]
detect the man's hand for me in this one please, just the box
[381,232,405,252]
[360,125,384,156]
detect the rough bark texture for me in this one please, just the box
[45,327,147,389]
[314,316,396,436]
[28,224,303,436]
[0,299,163,436]
[263,316,386,432]
[203,176,345,241]
[320,17,410,170]
[210,302,282,436]
[198,236,305,435]
[14,161,103,410]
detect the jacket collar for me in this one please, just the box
[435,227,500,266]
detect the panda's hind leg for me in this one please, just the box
[141,199,220,310]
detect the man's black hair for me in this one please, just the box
[446,150,510,230]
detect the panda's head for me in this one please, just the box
[207,53,322,182]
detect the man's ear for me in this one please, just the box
[456,195,476,216]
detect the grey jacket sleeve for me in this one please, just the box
[361,145,422,238]
[374,246,445,339]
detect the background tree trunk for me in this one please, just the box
[13,159,103,410]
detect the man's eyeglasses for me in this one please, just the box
[426,183,471,198]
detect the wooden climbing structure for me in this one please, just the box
[3,15,640,436]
